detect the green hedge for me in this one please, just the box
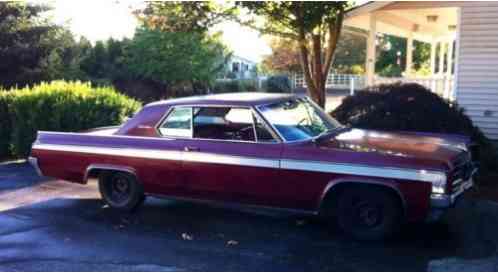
[0,81,141,158]
[264,75,292,93]
[0,92,12,159]
[212,79,259,93]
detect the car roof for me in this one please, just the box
[146,92,302,108]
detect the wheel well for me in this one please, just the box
[84,165,137,184]
[85,168,103,183]
[320,182,406,218]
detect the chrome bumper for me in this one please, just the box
[28,157,44,177]
[427,170,475,221]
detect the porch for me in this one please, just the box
[294,2,459,101]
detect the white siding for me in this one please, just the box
[457,2,498,140]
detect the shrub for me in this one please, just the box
[0,91,12,159]
[5,81,141,158]
[331,82,498,179]
[212,79,259,93]
[264,75,291,93]
[239,79,258,92]
[213,79,241,93]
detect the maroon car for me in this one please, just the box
[29,93,477,240]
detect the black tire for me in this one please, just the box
[98,171,145,211]
[335,186,402,241]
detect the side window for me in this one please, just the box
[193,107,255,141]
[253,114,278,143]
[158,107,192,137]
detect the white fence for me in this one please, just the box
[293,73,454,100]
[294,73,366,91]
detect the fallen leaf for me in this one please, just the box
[296,220,306,226]
[181,233,193,241]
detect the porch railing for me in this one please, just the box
[293,73,454,100]
[373,75,454,101]
[294,73,366,91]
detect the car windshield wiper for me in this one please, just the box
[312,125,347,143]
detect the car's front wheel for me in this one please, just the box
[336,186,402,241]
[98,171,145,211]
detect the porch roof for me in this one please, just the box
[344,1,459,43]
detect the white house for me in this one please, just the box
[225,55,258,80]
[342,1,498,140]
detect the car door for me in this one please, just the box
[181,105,285,207]
[152,105,195,196]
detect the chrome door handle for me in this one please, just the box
[184,146,200,152]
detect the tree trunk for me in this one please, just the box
[312,34,326,108]
[295,10,345,110]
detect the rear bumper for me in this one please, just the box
[426,170,475,222]
[28,156,44,177]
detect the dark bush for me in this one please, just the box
[331,82,498,178]
[213,79,241,93]
[0,92,12,159]
[5,81,141,158]
[264,75,291,93]
[212,79,259,93]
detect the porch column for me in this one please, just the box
[439,42,445,75]
[446,40,454,76]
[430,41,437,74]
[366,13,377,86]
[406,33,413,75]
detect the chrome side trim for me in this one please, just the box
[34,143,183,162]
[185,152,279,168]
[84,164,137,183]
[281,159,446,183]
[33,144,279,169]
[32,143,446,184]
[28,157,44,177]
[147,193,319,216]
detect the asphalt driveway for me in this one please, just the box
[1,161,498,271]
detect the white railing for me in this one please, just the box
[294,72,454,100]
[294,73,366,91]
[374,75,454,101]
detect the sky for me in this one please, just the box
[49,0,272,62]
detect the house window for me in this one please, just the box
[232,62,240,73]
[242,63,249,72]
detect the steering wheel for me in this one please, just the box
[297,117,308,127]
[234,125,255,141]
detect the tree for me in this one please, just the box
[262,38,301,74]
[376,34,431,77]
[239,2,350,107]
[0,2,56,88]
[333,31,366,74]
[126,27,230,94]
[40,29,90,81]
[136,1,350,107]
[262,30,366,75]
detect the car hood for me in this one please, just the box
[319,128,468,169]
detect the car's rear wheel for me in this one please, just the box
[98,171,145,211]
[335,186,402,241]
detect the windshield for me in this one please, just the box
[258,98,342,141]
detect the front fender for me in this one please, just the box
[318,176,407,216]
